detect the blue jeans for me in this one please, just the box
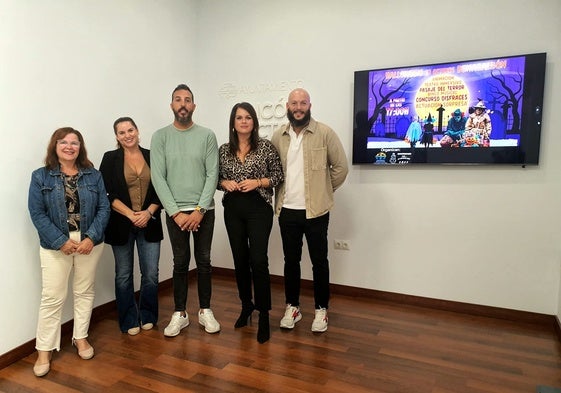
[165,210,215,311]
[112,229,160,332]
[279,208,330,309]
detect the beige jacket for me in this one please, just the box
[271,118,348,218]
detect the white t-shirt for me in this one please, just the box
[282,127,306,209]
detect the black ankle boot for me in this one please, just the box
[257,312,270,344]
[234,305,255,328]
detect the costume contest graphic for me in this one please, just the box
[363,56,526,164]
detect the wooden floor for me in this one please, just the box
[1,274,560,393]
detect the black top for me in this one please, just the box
[99,147,163,245]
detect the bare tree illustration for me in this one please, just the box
[368,76,411,129]
[489,69,523,132]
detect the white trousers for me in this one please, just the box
[35,231,104,351]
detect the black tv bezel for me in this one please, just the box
[352,52,546,166]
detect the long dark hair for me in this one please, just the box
[228,102,260,156]
[44,127,93,170]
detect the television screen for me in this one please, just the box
[352,52,546,165]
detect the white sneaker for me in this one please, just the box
[127,326,140,336]
[163,312,189,337]
[199,309,221,333]
[311,308,328,332]
[280,304,302,329]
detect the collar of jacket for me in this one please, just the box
[48,166,93,177]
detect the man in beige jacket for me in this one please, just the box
[271,88,348,333]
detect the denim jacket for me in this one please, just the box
[28,166,111,250]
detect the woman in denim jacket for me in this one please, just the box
[28,127,110,377]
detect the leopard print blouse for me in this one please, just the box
[218,138,283,205]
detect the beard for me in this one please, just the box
[173,107,193,125]
[287,108,311,128]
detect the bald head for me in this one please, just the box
[288,88,311,103]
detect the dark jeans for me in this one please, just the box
[112,229,160,332]
[279,208,330,309]
[223,191,273,312]
[165,210,215,310]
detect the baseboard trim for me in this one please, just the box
[213,267,558,328]
[0,280,174,370]
[1,268,558,370]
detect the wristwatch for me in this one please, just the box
[195,206,207,215]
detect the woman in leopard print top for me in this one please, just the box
[218,102,283,343]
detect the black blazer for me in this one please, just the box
[99,147,163,245]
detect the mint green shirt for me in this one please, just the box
[150,123,218,216]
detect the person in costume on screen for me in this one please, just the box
[465,100,491,147]
[440,109,466,147]
[420,113,435,148]
[405,115,422,148]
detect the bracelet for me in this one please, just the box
[257,178,262,188]
[147,209,153,217]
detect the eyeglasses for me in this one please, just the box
[57,140,81,147]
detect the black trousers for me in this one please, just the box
[223,191,273,312]
[165,210,215,310]
[278,208,330,309]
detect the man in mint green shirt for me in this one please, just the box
[150,84,220,337]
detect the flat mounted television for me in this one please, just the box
[352,52,546,166]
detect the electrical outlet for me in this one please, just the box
[334,239,350,250]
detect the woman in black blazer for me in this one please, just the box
[99,117,163,335]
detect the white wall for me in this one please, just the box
[0,0,197,356]
[559,264,561,320]
[1,0,560,356]
[197,0,561,314]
